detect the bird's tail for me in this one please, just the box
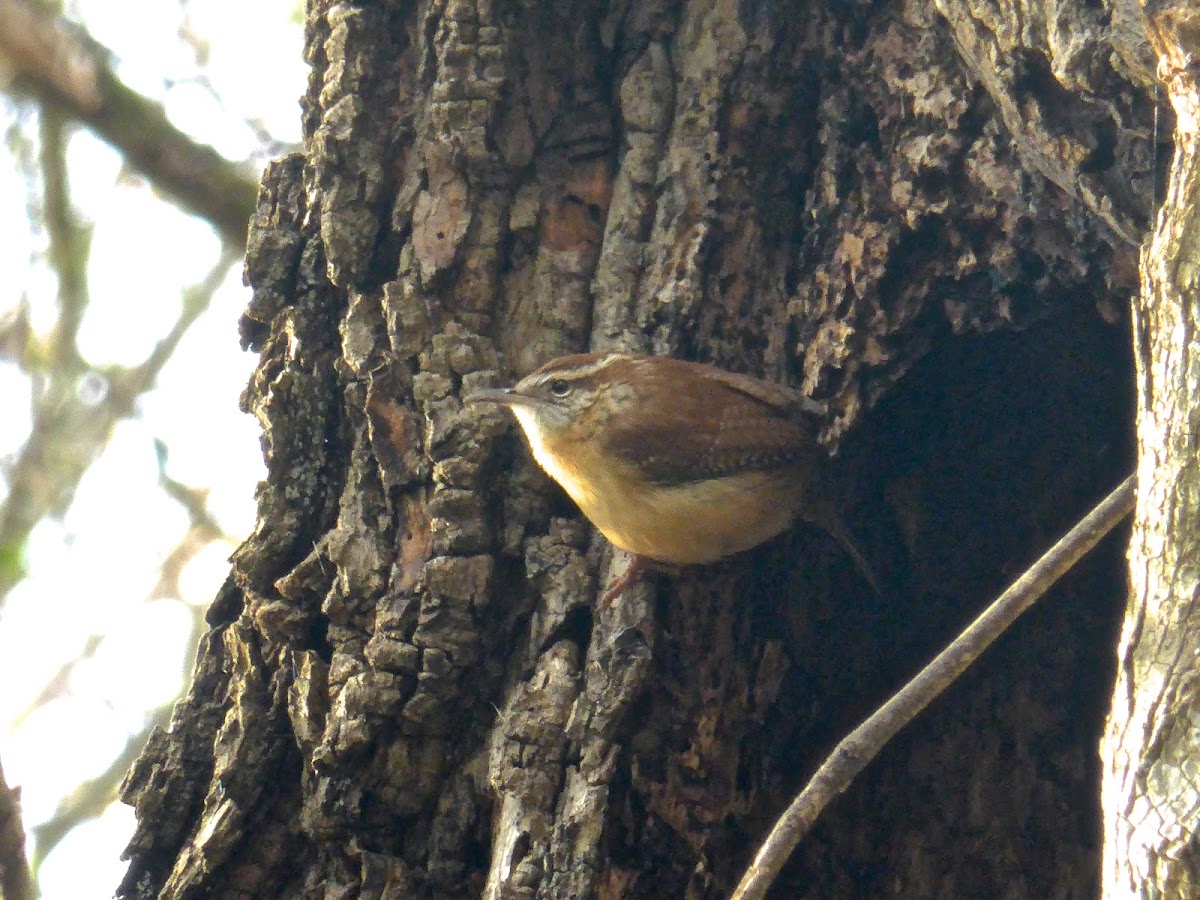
[828,520,881,596]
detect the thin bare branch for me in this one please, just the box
[38,105,92,369]
[733,475,1137,900]
[0,248,240,609]
[0,0,258,248]
[29,701,174,872]
[19,477,221,868]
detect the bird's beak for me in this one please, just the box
[463,388,536,408]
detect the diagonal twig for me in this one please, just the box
[733,474,1137,900]
[0,0,259,248]
[0,246,239,610]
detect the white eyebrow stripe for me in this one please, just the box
[530,353,633,385]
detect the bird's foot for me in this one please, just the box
[600,553,654,607]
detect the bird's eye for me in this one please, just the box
[549,379,572,398]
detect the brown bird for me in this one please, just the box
[467,351,878,603]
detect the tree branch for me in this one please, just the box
[0,0,259,248]
[0,247,240,609]
[1101,6,1200,891]
[0,755,35,900]
[734,474,1137,900]
[28,699,176,873]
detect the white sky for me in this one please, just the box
[0,2,306,896]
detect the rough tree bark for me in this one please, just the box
[1101,4,1200,897]
[118,0,1165,897]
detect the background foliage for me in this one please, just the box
[0,2,303,895]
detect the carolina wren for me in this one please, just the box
[466,352,878,602]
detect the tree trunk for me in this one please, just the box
[1101,5,1200,897]
[119,0,1160,897]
